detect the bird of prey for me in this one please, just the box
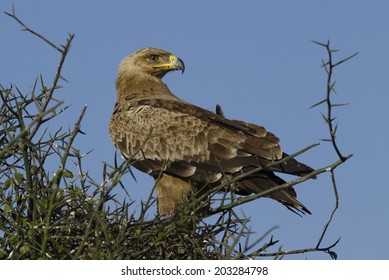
[109,48,314,217]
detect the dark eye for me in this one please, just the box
[149,55,159,62]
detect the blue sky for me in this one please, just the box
[1,0,388,260]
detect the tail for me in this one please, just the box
[236,170,311,215]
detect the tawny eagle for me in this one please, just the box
[109,48,313,216]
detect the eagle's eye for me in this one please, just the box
[148,55,159,62]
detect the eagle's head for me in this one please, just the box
[119,48,185,79]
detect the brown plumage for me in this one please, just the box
[109,48,314,217]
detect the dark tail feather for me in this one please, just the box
[268,153,316,178]
[237,171,311,215]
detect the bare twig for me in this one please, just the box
[256,237,341,259]
[312,40,358,161]
[316,169,339,249]
[308,40,356,258]
[0,101,63,160]
[5,5,63,53]
[5,7,75,140]
[52,105,88,186]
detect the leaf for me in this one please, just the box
[19,244,30,257]
[4,178,12,189]
[31,165,38,175]
[14,172,25,183]
[63,169,74,178]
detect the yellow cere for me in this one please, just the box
[169,55,177,62]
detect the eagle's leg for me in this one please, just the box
[155,174,209,217]
[155,174,193,217]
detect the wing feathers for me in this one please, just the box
[110,97,313,214]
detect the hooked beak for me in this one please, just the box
[154,54,185,74]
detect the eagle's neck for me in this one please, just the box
[116,72,173,101]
